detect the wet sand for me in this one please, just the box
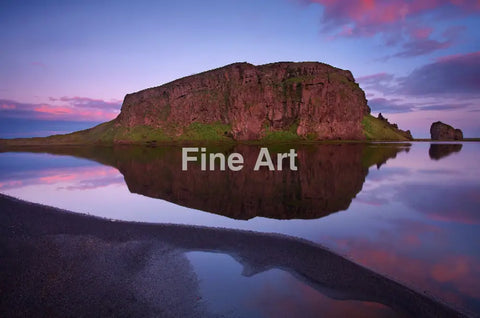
[0,194,472,317]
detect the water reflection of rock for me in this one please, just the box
[0,143,409,220]
[0,194,466,318]
[119,144,410,220]
[429,143,463,161]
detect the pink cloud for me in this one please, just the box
[303,0,479,56]
[435,49,480,62]
[0,97,120,122]
[1,103,16,110]
[34,105,74,115]
[310,0,479,31]
[393,25,465,57]
[410,27,433,39]
[49,96,122,110]
[328,223,480,307]
[0,165,121,191]
[39,174,77,184]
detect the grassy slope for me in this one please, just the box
[260,115,412,143]
[0,115,411,146]
[261,121,303,143]
[0,121,117,146]
[0,121,235,146]
[362,115,411,141]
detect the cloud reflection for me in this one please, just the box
[327,218,480,313]
[397,183,480,225]
[0,165,123,192]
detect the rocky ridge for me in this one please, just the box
[116,61,371,141]
[0,62,414,145]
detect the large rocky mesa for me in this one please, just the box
[115,62,371,141]
[0,61,414,146]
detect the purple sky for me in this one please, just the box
[0,0,479,138]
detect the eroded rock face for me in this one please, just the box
[115,62,370,140]
[430,121,463,140]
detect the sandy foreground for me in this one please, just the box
[0,194,472,317]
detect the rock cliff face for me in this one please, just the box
[115,62,370,140]
[430,121,463,140]
[0,61,414,146]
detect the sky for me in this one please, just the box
[0,0,479,138]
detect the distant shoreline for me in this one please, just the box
[0,138,479,149]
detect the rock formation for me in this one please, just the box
[430,121,463,140]
[116,62,370,141]
[0,62,414,145]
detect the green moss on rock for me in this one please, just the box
[179,122,233,142]
[261,122,301,142]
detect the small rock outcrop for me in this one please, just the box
[374,113,413,140]
[430,122,463,140]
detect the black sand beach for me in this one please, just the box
[0,194,472,317]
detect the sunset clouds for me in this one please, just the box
[308,0,479,32]
[363,50,480,98]
[304,0,479,56]
[0,0,478,137]
[399,51,480,95]
[0,97,121,122]
[357,51,480,114]
[355,49,480,136]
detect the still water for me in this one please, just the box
[0,142,479,316]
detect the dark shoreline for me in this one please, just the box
[0,194,473,317]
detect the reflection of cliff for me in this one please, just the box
[0,194,466,318]
[0,143,408,220]
[119,144,408,219]
[429,143,463,161]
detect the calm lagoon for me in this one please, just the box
[1,142,479,317]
